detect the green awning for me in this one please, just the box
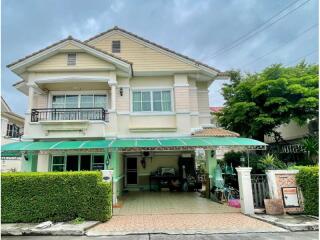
[1,137,266,153]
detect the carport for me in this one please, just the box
[114,191,240,216]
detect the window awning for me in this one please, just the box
[1,137,267,154]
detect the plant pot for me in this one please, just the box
[264,199,284,215]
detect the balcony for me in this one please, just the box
[31,108,109,122]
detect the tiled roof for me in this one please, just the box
[192,128,240,137]
[210,107,223,113]
[85,26,225,74]
[7,36,133,68]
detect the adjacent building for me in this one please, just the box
[1,97,24,171]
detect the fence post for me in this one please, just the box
[236,167,255,214]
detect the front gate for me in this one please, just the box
[251,174,269,208]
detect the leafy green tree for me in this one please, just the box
[217,63,319,141]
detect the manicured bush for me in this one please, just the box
[295,166,319,216]
[1,171,112,223]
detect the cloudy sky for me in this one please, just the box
[2,0,318,115]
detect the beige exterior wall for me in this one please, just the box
[27,52,115,72]
[88,32,198,72]
[197,82,211,126]
[264,121,309,143]
[16,34,214,140]
[23,73,212,139]
[37,154,49,172]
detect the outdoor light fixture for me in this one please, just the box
[119,87,123,96]
[24,155,29,161]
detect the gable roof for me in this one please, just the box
[1,97,12,112]
[192,128,239,137]
[7,36,133,74]
[85,26,226,76]
[210,107,223,113]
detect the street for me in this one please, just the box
[2,231,319,240]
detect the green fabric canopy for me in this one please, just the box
[1,137,266,153]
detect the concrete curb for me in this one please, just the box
[249,214,319,232]
[1,221,99,236]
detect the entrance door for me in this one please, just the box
[126,157,138,185]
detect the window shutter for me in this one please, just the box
[112,41,121,53]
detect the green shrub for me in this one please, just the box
[294,166,319,216]
[1,171,112,223]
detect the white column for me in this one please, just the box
[236,167,255,215]
[110,84,116,111]
[28,86,34,112]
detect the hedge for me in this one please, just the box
[1,171,112,223]
[295,166,319,216]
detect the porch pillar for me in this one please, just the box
[28,87,34,113]
[206,150,217,189]
[110,84,117,111]
[21,153,38,172]
[236,167,254,214]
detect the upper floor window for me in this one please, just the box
[132,90,172,112]
[112,40,121,53]
[52,94,107,109]
[67,53,76,65]
[6,124,20,138]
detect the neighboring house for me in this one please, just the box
[3,26,265,201]
[210,107,223,127]
[1,97,24,171]
[264,119,318,154]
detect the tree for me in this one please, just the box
[217,63,319,141]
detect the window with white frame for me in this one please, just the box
[132,90,172,112]
[67,53,76,65]
[92,155,105,170]
[52,94,107,109]
[6,124,21,138]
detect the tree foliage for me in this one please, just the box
[217,63,319,140]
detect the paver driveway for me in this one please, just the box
[87,192,286,235]
[113,192,240,215]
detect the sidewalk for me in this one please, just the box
[1,221,99,236]
[250,214,319,231]
[86,213,287,236]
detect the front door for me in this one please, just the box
[126,157,138,185]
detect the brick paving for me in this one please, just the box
[87,192,286,235]
[113,192,240,215]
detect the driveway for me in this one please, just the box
[88,192,286,235]
[2,232,318,239]
[113,192,240,215]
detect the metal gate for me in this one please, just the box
[251,174,269,208]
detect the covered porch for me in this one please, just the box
[1,136,267,204]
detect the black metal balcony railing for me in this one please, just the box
[31,108,109,122]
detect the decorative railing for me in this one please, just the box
[31,108,109,122]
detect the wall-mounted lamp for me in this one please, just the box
[24,155,29,161]
[119,87,123,96]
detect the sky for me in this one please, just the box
[1,0,319,115]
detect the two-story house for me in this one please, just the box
[1,97,24,171]
[2,26,265,201]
